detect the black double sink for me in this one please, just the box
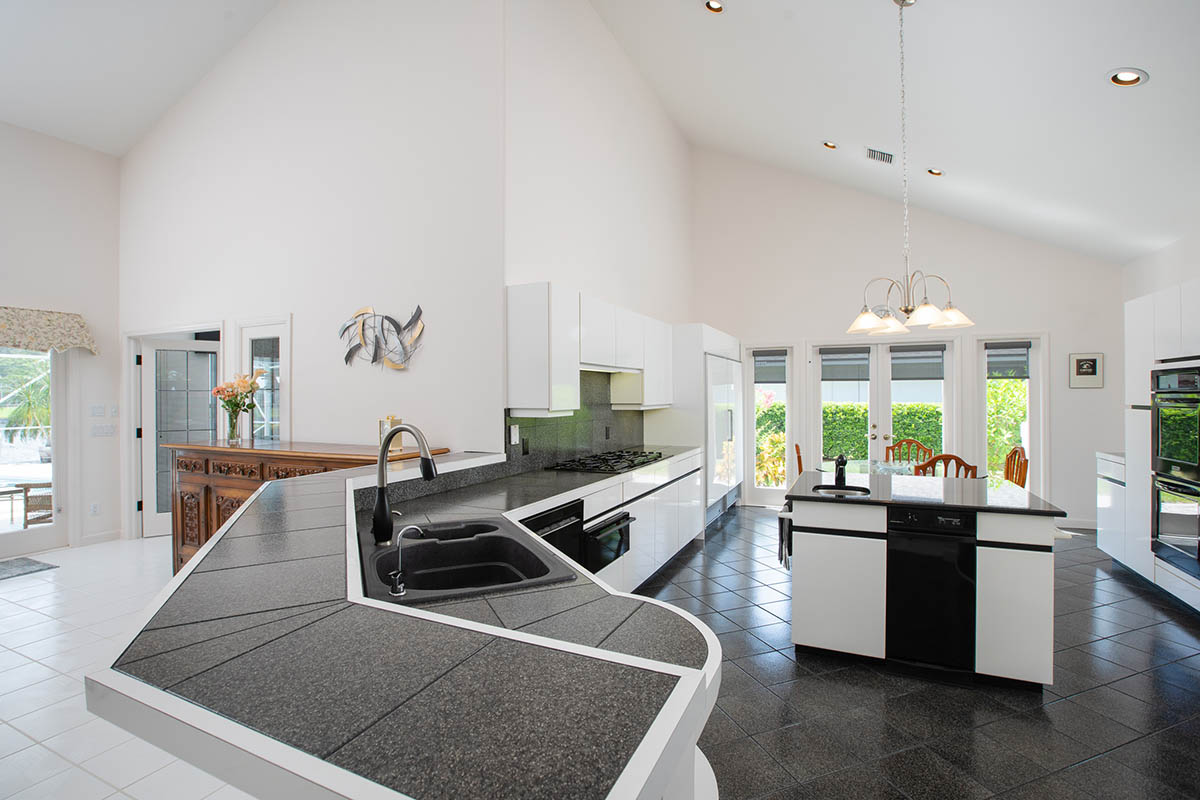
[359,517,576,605]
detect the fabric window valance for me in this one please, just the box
[0,306,97,354]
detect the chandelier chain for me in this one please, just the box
[898,2,911,287]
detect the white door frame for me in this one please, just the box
[120,321,226,541]
[742,345,796,507]
[235,315,293,442]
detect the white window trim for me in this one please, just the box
[235,315,293,442]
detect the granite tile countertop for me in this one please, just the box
[107,448,713,800]
[785,471,1067,517]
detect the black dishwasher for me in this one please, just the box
[885,506,976,671]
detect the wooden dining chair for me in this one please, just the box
[794,444,804,476]
[1004,446,1029,488]
[914,454,978,479]
[885,438,933,464]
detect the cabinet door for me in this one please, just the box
[676,465,704,550]
[548,284,581,411]
[1097,475,1126,562]
[626,494,657,591]
[580,294,616,366]
[1154,286,1183,362]
[209,481,257,536]
[1125,295,1155,407]
[1182,278,1200,357]
[1124,408,1154,579]
[791,532,885,658]
[614,308,645,370]
[976,546,1053,684]
[175,477,209,570]
[594,553,627,593]
[643,317,673,407]
[653,481,679,568]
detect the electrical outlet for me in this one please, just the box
[89,404,105,418]
[89,503,100,516]
[605,426,612,440]
[509,424,520,446]
[521,437,530,456]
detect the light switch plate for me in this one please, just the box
[509,424,520,446]
[89,404,106,418]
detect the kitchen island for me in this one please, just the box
[86,449,719,800]
[782,471,1066,685]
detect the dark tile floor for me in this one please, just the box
[633,506,1200,800]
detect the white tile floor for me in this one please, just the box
[0,538,255,800]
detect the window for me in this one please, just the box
[890,344,946,455]
[238,317,291,442]
[752,349,788,488]
[820,346,870,470]
[985,341,1031,478]
[0,348,53,532]
[249,336,281,440]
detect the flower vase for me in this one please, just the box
[226,412,243,445]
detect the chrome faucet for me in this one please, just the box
[371,423,438,545]
[387,524,425,597]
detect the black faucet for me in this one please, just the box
[372,423,438,545]
[835,454,847,487]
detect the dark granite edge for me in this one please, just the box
[785,493,1068,518]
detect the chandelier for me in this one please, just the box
[847,0,974,335]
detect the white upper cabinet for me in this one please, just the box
[1154,285,1183,361]
[614,308,645,370]
[506,283,580,417]
[579,294,616,367]
[1182,278,1200,357]
[611,316,673,409]
[1125,294,1155,407]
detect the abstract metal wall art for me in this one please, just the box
[339,306,424,370]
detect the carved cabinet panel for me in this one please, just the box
[211,483,257,531]
[209,459,264,480]
[174,476,209,571]
[264,463,327,480]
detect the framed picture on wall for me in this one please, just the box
[1069,353,1104,389]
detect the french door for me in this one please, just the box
[139,339,221,537]
[812,342,953,472]
[744,348,795,507]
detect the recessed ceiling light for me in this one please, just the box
[927,168,943,176]
[705,1,723,12]
[1108,67,1149,87]
[822,141,838,150]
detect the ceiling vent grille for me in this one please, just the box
[866,148,894,164]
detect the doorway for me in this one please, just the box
[744,348,794,507]
[0,347,67,558]
[138,337,221,537]
[811,342,953,473]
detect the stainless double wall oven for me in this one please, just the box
[1151,362,1200,565]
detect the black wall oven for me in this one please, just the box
[1153,476,1200,566]
[1152,364,1200,484]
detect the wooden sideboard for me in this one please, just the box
[162,439,449,573]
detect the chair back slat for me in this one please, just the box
[794,444,804,476]
[914,453,978,479]
[885,439,933,464]
[1004,446,1029,488]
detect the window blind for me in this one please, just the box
[752,349,787,384]
[985,341,1031,379]
[819,346,870,382]
[890,344,946,381]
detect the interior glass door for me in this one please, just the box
[140,339,221,537]
[0,347,66,557]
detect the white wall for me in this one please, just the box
[1123,232,1199,300]
[119,1,506,454]
[690,148,1125,522]
[504,0,692,323]
[0,121,121,544]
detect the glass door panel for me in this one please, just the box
[141,339,220,537]
[888,345,946,464]
[985,342,1031,480]
[0,347,65,555]
[819,347,872,472]
[747,348,791,506]
[249,336,281,440]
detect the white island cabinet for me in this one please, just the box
[783,472,1065,685]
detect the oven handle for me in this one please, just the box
[585,513,635,540]
[534,516,582,538]
[1156,478,1200,498]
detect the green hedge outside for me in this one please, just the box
[820,402,944,460]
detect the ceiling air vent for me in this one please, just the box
[866,148,894,164]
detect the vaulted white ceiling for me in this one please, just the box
[590,0,1200,263]
[0,0,276,155]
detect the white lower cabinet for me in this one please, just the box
[654,481,679,568]
[1125,408,1154,580]
[791,532,886,658]
[627,494,657,590]
[594,553,627,593]
[677,464,704,551]
[976,546,1054,684]
[1097,474,1126,563]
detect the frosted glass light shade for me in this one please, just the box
[929,303,974,329]
[905,299,947,327]
[846,306,884,334]
[868,311,910,336]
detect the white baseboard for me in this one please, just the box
[79,528,121,547]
